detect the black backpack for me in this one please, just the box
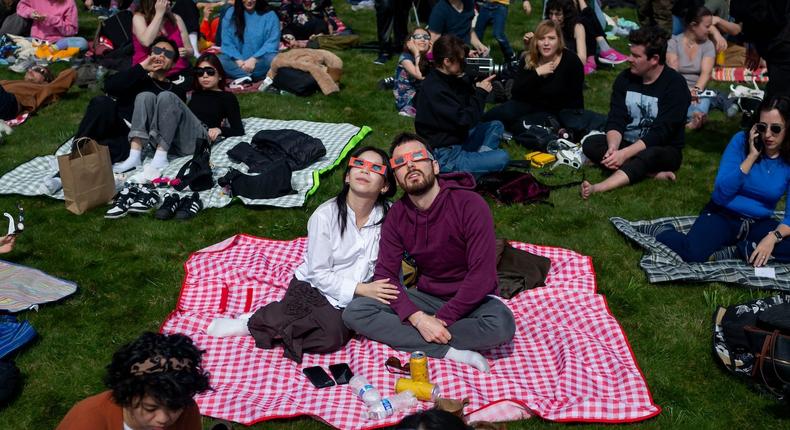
[0,361,20,407]
[92,10,134,70]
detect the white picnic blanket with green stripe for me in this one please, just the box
[611,215,790,291]
[0,118,369,208]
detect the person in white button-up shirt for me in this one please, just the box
[207,146,400,359]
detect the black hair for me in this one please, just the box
[150,36,180,63]
[233,0,272,42]
[396,409,473,430]
[193,52,227,91]
[745,96,790,162]
[389,131,434,157]
[684,5,712,26]
[628,26,669,65]
[336,146,396,237]
[545,0,578,35]
[432,34,467,71]
[105,332,211,411]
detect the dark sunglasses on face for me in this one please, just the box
[389,149,434,169]
[151,46,176,60]
[194,67,217,77]
[349,157,387,175]
[755,122,785,135]
[411,34,430,41]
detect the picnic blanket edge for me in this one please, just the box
[306,125,371,198]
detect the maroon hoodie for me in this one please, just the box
[374,172,498,325]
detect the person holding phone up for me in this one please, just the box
[654,96,790,266]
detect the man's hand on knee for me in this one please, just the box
[409,311,451,344]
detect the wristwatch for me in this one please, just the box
[772,230,783,242]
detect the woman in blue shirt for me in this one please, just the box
[218,0,280,80]
[656,96,790,266]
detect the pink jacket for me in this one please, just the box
[16,0,78,42]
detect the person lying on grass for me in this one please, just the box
[56,332,210,430]
[581,26,691,199]
[0,65,75,121]
[343,133,516,373]
[654,96,790,266]
[206,146,398,361]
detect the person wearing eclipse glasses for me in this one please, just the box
[206,146,398,361]
[653,96,790,266]
[343,133,516,373]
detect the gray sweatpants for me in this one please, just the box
[342,288,516,358]
[129,91,208,157]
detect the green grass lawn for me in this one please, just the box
[0,3,788,429]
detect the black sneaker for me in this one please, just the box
[175,192,203,220]
[373,53,390,65]
[128,187,162,214]
[105,186,138,219]
[154,193,181,220]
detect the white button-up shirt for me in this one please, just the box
[293,198,384,309]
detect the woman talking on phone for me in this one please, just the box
[654,96,790,266]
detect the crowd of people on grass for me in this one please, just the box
[0,0,787,428]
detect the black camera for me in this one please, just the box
[463,57,506,79]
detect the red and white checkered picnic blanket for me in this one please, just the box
[160,235,661,429]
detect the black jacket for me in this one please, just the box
[414,69,488,149]
[227,129,327,173]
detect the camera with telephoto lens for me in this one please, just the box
[463,57,507,79]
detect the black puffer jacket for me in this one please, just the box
[227,129,327,173]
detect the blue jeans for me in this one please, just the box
[55,37,88,51]
[687,97,712,119]
[656,201,790,263]
[474,3,513,60]
[672,15,684,35]
[434,120,509,177]
[218,52,276,80]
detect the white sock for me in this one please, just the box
[444,347,490,373]
[258,76,274,92]
[597,38,611,52]
[150,149,170,170]
[207,317,251,337]
[112,148,142,173]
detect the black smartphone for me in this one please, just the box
[302,366,335,388]
[754,134,765,152]
[328,363,353,385]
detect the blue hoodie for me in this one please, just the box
[373,172,498,326]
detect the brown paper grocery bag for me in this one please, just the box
[58,137,116,215]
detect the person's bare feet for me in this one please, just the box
[686,111,706,130]
[580,180,595,199]
[653,171,676,181]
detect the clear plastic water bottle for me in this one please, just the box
[95,65,107,83]
[366,391,417,420]
[348,375,381,405]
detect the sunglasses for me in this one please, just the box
[385,357,411,375]
[389,149,434,169]
[755,122,785,135]
[151,46,176,60]
[411,34,431,41]
[194,67,217,77]
[349,157,387,175]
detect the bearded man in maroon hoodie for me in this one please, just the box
[343,132,516,372]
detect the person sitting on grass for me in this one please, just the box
[3,0,88,50]
[343,133,517,373]
[206,146,397,362]
[0,65,76,121]
[112,51,242,172]
[545,0,628,75]
[654,96,790,265]
[56,332,210,430]
[414,34,509,177]
[132,0,194,78]
[218,0,280,81]
[393,27,431,118]
[75,37,189,165]
[483,20,603,133]
[666,5,716,130]
[580,26,690,199]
